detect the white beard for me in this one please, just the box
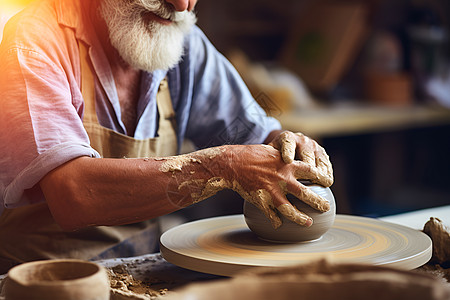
[99,0,197,72]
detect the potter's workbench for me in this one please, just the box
[0,205,449,298]
[100,204,449,286]
[97,252,222,290]
[379,205,450,230]
[0,253,222,300]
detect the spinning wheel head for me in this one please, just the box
[160,215,432,276]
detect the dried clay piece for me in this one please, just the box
[423,217,450,265]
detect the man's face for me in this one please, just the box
[100,0,197,72]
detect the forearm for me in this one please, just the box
[40,147,229,230]
[40,139,333,231]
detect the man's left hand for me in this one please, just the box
[268,131,333,187]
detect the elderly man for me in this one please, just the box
[0,0,333,273]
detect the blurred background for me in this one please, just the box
[194,0,450,219]
[1,0,449,224]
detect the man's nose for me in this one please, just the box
[164,0,193,12]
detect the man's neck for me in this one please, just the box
[88,1,135,71]
[87,1,142,136]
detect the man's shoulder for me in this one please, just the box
[6,0,59,32]
[183,25,208,45]
[1,0,70,53]
[181,25,218,60]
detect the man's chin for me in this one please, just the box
[102,6,196,72]
[114,34,185,72]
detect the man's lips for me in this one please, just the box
[142,11,173,25]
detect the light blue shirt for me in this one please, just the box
[0,0,281,213]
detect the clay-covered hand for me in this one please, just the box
[268,131,333,187]
[166,144,331,229]
[218,144,331,229]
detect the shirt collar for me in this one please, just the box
[55,0,96,46]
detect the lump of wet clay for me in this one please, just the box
[244,184,336,242]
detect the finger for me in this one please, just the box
[315,147,328,173]
[277,203,313,227]
[299,148,316,166]
[246,189,282,229]
[295,133,316,166]
[315,144,333,178]
[314,155,334,187]
[292,133,333,187]
[286,179,330,212]
[280,132,295,164]
[316,157,334,187]
[263,206,282,229]
[292,160,331,187]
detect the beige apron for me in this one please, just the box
[0,41,178,274]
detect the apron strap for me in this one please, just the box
[79,42,99,124]
[156,78,177,138]
[79,41,177,147]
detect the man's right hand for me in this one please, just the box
[40,143,332,231]
[172,144,332,229]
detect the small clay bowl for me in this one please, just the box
[244,184,336,242]
[3,259,110,300]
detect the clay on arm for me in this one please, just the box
[40,143,331,231]
[40,148,227,231]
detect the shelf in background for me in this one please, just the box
[278,104,450,138]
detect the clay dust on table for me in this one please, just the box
[108,265,168,300]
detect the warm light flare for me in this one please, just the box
[0,0,33,12]
[0,0,34,7]
[0,0,34,42]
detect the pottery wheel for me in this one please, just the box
[160,214,432,276]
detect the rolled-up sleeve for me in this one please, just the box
[0,45,99,212]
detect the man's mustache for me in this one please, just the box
[134,0,187,22]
